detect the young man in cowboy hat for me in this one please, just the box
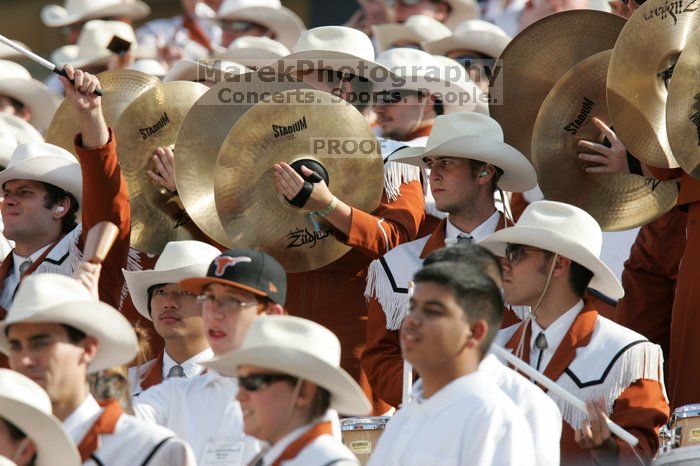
[0,66,130,316]
[269,25,426,414]
[0,368,80,466]
[0,60,59,134]
[123,241,221,396]
[205,315,371,465]
[393,0,479,28]
[133,248,287,465]
[362,111,537,403]
[481,200,669,465]
[2,274,196,465]
[368,262,536,465]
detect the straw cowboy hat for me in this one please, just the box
[214,36,292,66]
[52,20,137,69]
[0,130,18,170]
[0,114,44,168]
[443,0,481,29]
[123,240,222,320]
[0,274,139,373]
[163,58,251,83]
[196,0,306,49]
[41,0,150,28]
[431,55,490,115]
[269,26,390,81]
[372,15,452,53]
[424,19,512,59]
[0,60,59,134]
[129,59,167,78]
[0,369,81,466]
[204,316,372,415]
[375,48,484,113]
[0,142,82,205]
[0,41,30,61]
[480,200,625,299]
[390,112,537,192]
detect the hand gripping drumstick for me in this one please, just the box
[0,34,104,96]
[83,222,119,263]
[401,281,415,406]
[489,344,639,448]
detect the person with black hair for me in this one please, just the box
[0,65,130,317]
[482,200,669,465]
[368,262,536,466]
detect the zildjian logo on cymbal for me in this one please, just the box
[286,226,330,249]
[564,97,595,136]
[643,0,697,25]
[272,116,308,138]
[139,112,170,140]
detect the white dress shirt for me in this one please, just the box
[445,210,501,244]
[0,244,50,309]
[128,347,214,396]
[64,394,196,466]
[529,300,584,372]
[133,369,261,466]
[367,371,535,466]
[260,420,357,466]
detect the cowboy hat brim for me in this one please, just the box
[444,0,480,29]
[266,51,391,82]
[0,80,59,133]
[0,397,81,466]
[373,72,482,112]
[390,136,538,192]
[0,300,138,373]
[204,345,372,416]
[217,6,305,49]
[372,24,424,53]
[479,225,625,299]
[424,32,510,60]
[123,264,212,320]
[51,45,113,70]
[0,155,83,206]
[41,1,150,27]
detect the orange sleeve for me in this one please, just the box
[645,164,683,181]
[610,379,670,466]
[361,297,405,408]
[74,128,131,309]
[345,180,425,259]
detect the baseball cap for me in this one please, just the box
[179,248,287,305]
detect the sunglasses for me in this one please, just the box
[504,243,542,265]
[238,373,298,392]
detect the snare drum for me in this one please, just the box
[341,416,390,465]
[653,444,700,465]
[671,404,700,448]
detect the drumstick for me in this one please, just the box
[0,34,104,96]
[82,222,119,264]
[490,344,639,447]
[401,281,415,406]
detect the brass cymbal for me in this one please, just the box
[532,50,678,231]
[114,81,209,254]
[490,10,625,160]
[214,90,384,272]
[45,70,160,155]
[607,0,699,168]
[666,31,700,177]
[174,71,314,246]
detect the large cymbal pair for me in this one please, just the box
[532,50,677,231]
[607,0,700,169]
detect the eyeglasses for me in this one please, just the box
[238,373,298,392]
[197,294,258,311]
[504,243,542,265]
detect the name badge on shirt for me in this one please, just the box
[201,440,244,466]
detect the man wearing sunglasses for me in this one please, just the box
[133,248,287,465]
[362,111,537,403]
[481,200,669,465]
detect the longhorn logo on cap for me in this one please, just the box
[213,256,252,276]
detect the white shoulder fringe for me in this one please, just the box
[365,258,408,330]
[383,161,421,203]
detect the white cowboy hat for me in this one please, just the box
[129,59,167,78]
[0,142,82,205]
[0,130,18,169]
[424,19,511,59]
[51,20,137,69]
[443,0,481,29]
[41,0,150,28]
[430,55,490,115]
[372,15,452,53]
[213,36,290,69]
[0,41,30,61]
[390,112,537,192]
[267,26,391,81]
[196,0,306,49]
[480,200,625,299]
[204,316,372,416]
[163,58,251,83]
[0,114,44,169]
[0,274,139,373]
[0,369,81,466]
[0,60,59,134]
[375,48,483,113]
[123,240,222,320]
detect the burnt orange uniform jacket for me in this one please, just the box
[361,216,520,408]
[641,167,700,409]
[285,179,424,415]
[502,304,669,465]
